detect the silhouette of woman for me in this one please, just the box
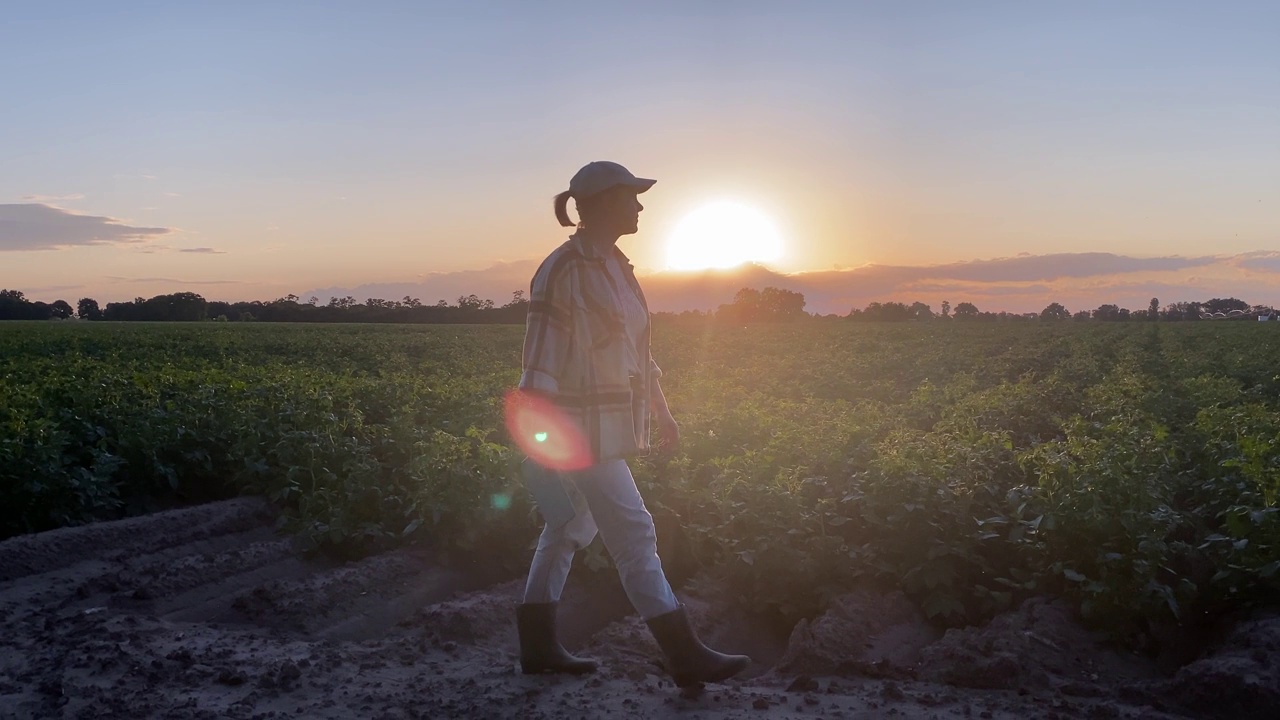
[513,161,750,688]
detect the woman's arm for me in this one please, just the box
[650,376,680,452]
[519,265,573,396]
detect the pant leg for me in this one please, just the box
[522,478,598,604]
[571,459,679,620]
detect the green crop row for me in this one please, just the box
[1,320,1276,654]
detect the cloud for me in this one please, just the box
[179,247,226,254]
[839,253,1219,285]
[104,276,240,285]
[637,252,1279,314]
[299,251,1280,316]
[0,203,172,251]
[22,283,85,295]
[1233,252,1280,274]
[20,194,85,204]
[903,282,1055,296]
[300,259,540,306]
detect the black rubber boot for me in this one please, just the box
[645,604,750,688]
[516,602,598,675]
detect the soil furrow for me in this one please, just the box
[1,500,1270,719]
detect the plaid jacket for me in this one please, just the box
[519,233,662,463]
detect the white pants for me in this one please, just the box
[522,458,679,620]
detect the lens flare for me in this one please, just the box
[503,390,593,471]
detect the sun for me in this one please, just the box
[665,201,784,271]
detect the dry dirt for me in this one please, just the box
[1,498,1274,719]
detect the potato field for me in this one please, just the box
[1,319,1277,718]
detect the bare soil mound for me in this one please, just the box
[1163,614,1280,720]
[0,499,1264,719]
[770,589,939,679]
[918,597,1159,693]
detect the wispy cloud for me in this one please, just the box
[104,276,240,285]
[1233,252,1280,274]
[19,193,85,204]
[0,203,172,251]
[22,283,86,295]
[836,253,1220,285]
[636,252,1280,314]
[123,245,225,255]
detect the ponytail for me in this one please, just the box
[553,191,576,227]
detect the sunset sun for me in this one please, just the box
[665,201,784,271]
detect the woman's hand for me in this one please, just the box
[655,409,680,454]
[649,378,679,453]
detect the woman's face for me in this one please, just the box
[585,185,645,236]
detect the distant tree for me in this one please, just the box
[1161,301,1202,321]
[909,301,934,320]
[940,300,951,318]
[1148,297,1160,320]
[1093,304,1122,321]
[503,290,527,308]
[861,301,913,321]
[716,287,806,322]
[717,288,756,322]
[402,295,422,308]
[1040,302,1070,321]
[49,300,74,319]
[77,297,104,321]
[759,287,806,317]
[953,302,979,319]
[308,296,319,306]
[457,294,494,311]
[158,292,208,321]
[1073,310,1091,321]
[0,289,34,319]
[1203,297,1249,314]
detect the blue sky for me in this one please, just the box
[3,1,1278,310]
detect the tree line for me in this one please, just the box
[0,289,530,323]
[1,286,1273,323]
[661,291,1274,324]
[842,297,1274,322]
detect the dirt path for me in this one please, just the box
[0,499,1271,719]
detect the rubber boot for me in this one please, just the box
[516,602,598,675]
[645,604,750,687]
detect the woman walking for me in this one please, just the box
[513,161,750,688]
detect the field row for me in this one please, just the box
[1,320,1277,653]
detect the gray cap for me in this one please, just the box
[567,161,656,199]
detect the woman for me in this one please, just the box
[514,161,750,688]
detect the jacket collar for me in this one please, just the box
[569,231,632,268]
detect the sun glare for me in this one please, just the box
[666,201,784,271]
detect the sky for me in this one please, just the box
[3,1,1278,314]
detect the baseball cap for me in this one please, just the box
[567,161,656,199]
